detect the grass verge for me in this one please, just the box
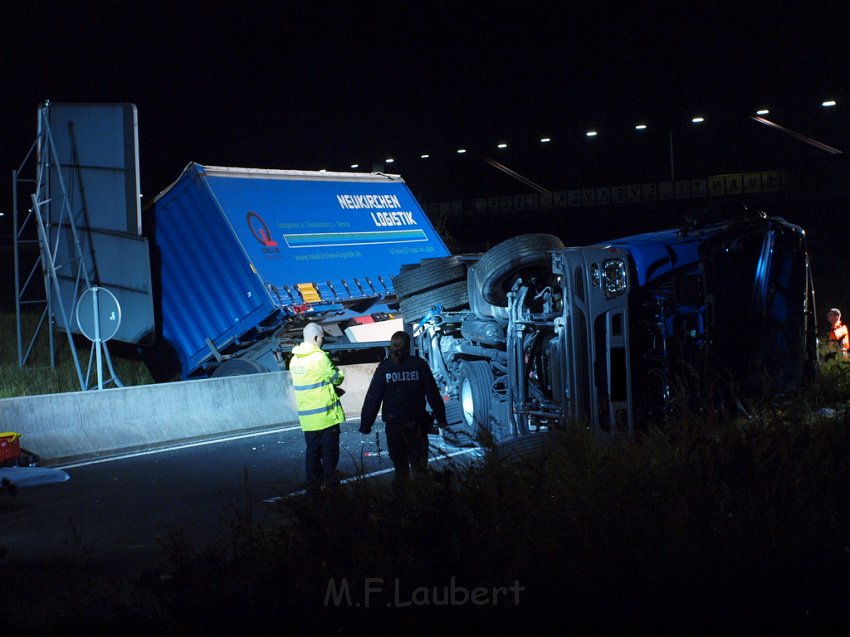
[4,402,850,633]
[0,312,155,398]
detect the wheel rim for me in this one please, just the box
[461,378,475,430]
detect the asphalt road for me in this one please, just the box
[0,418,482,570]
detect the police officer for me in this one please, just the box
[360,330,447,487]
[290,322,346,492]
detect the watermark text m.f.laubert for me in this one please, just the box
[324,577,525,608]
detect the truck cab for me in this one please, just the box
[399,205,817,445]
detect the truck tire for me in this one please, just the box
[489,430,569,465]
[459,360,500,441]
[444,396,464,426]
[211,359,269,377]
[476,233,564,306]
[440,398,479,448]
[398,280,469,323]
[393,256,468,299]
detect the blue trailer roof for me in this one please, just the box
[147,163,450,378]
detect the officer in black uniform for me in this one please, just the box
[360,330,447,487]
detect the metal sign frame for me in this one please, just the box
[12,102,125,390]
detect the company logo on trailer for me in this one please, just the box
[247,211,280,253]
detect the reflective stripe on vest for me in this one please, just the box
[294,380,332,391]
[298,400,342,417]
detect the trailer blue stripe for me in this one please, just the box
[283,229,427,248]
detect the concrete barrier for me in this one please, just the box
[0,363,378,465]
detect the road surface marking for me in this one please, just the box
[56,424,303,469]
[267,446,483,500]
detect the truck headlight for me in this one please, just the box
[592,259,628,299]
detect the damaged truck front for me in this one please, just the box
[395,206,818,444]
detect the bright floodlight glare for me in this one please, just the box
[386,158,394,163]
[756,109,769,115]
[420,154,430,159]
[350,164,359,169]
[497,143,508,148]
[692,116,705,123]
[635,124,647,130]
[586,130,597,137]
[822,100,837,107]
[457,148,466,154]
[540,137,551,143]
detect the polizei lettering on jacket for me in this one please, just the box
[336,194,418,227]
[385,370,420,383]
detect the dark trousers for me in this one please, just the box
[304,424,341,489]
[385,419,429,482]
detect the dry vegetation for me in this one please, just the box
[0,312,155,398]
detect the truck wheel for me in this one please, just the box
[440,398,479,448]
[211,359,269,377]
[459,360,495,438]
[444,397,464,426]
[398,280,469,323]
[393,256,468,299]
[489,431,569,465]
[476,234,564,306]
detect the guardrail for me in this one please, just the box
[0,363,378,465]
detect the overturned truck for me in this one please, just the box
[395,205,818,444]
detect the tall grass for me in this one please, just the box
[0,312,155,398]
[6,396,850,633]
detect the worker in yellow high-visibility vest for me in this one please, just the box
[289,322,345,492]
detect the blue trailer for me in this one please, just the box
[143,163,450,379]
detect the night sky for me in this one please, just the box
[2,2,849,237]
[3,8,850,625]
